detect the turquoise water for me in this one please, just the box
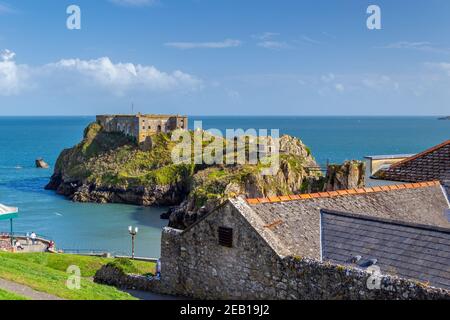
[0,116,448,257]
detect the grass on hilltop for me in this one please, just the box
[0,288,28,300]
[0,252,156,300]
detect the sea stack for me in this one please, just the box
[36,158,49,169]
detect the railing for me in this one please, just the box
[0,231,53,242]
[114,255,158,262]
[304,160,330,173]
[0,232,157,260]
[61,248,112,256]
[305,166,327,172]
[62,250,158,261]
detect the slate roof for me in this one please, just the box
[321,209,450,290]
[374,140,450,183]
[240,181,449,260]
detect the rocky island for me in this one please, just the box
[46,121,363,228]
[438,116,450,120]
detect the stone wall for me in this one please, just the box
[96,114,188,144]
[95,202,450,300]
[96,115,139,139]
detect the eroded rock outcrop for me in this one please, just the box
[323,160,365,191]
[46,122,324,228]
[35,158,49,169]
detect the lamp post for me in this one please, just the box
[128,226,138,259]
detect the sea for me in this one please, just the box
[0,116,448,257]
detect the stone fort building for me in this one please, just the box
[96,114,188,144]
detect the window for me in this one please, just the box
[218,227,233,248]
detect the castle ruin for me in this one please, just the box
[96,113,188,144]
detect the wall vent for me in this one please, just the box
[218,227,233,248]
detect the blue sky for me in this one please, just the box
[0,0,449,115]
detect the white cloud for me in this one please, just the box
[45,57,202,95]
[381,41,450,54]
[425,62,450,76]
[257,41,290,50]
[109,0,157,7]
[299,35,322,45]
[362,75,399,91]
[0,50,202,97]
[165,39,241,50]
[254,32,292,50]
[1,49,15,61]
[335,83,345,92]
[0,50,29,96]
[252,32,280,41]
[226,89,240,100]
[321,73,335,83]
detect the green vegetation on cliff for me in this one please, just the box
[55,123,192,188]
[49,122,323,212]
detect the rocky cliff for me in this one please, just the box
[323,160,365,191]
[46,123,324,228]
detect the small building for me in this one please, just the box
[154,181,450,299]
[96,113,188,144]
[364,154,414,176]
[372,140,450,196]
[372,140,450,183]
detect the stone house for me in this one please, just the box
[150,181,450,299]
[364,154,414,176]
[96,180,450,299]
[96,113,188,144]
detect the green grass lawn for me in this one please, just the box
[0,252,156,300]
[0,288,28,300]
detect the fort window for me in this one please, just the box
[218,227,233,248]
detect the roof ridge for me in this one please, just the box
[387,140,450,170]
[246,181,441,205]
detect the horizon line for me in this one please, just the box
[0,114,447,117]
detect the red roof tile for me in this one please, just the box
[246,181,442,205]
